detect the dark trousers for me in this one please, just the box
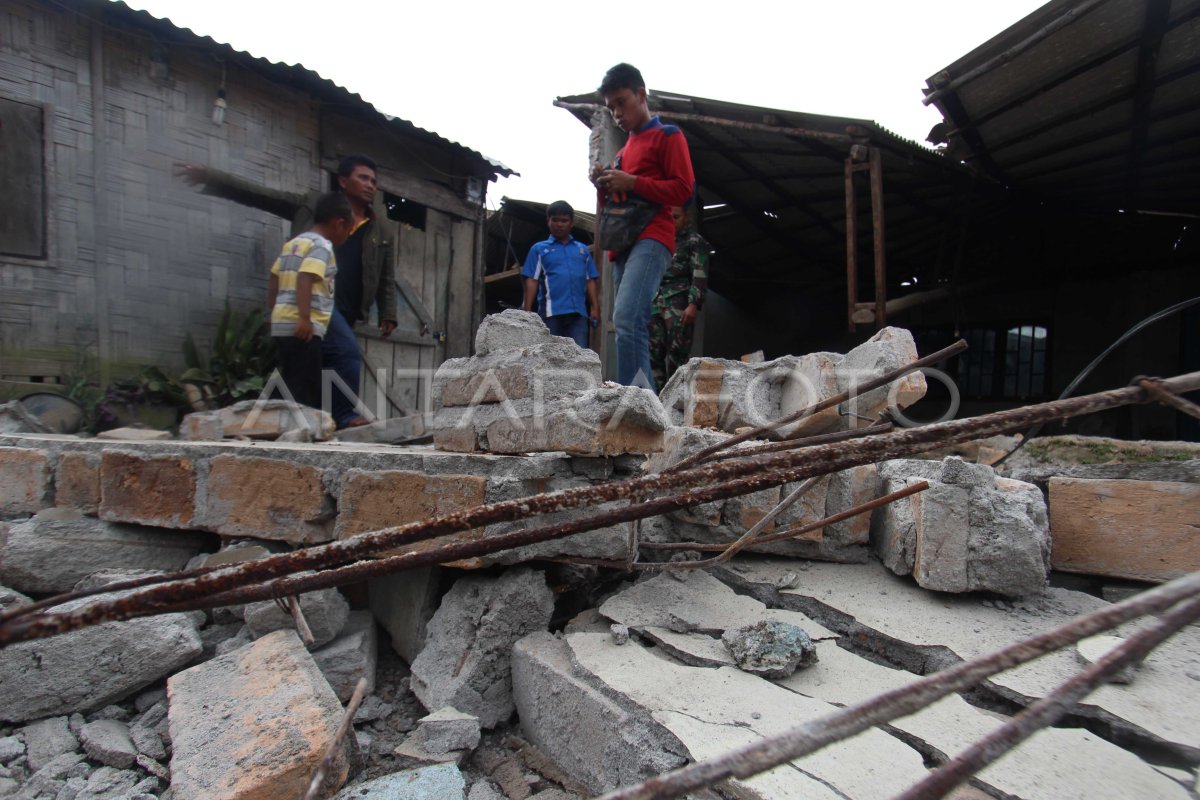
[544,313,591,350]
[274,335,323,409]
[320,308,363,426]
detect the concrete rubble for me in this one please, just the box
[0,321,1197,800]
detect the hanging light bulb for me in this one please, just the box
[211,61,227,125]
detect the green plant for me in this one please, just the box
[181,302,278,407]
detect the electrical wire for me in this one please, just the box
[994,295,1200,465]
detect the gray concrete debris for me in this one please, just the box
[393,728,471,766]
[872,457,1050,596]
[21,716,78,772]
[95,427,172,441]
[242,583,350,649]
[369,566,441,664]
[721,620,818,679]
[0,508,209,594]
[128,722,166,762]
[724,558,1200,760]
[333,762,465,800]
[15,752,86,799]
[474,309,558,357]
[411,568,554,728]
[332,413,428,444]
[417,707,481,755]
[180,399,335,441]
[78,719,137,769]
[610,624,629,645]
[213,626,253,657]
[0,735,23,763]
[0,594,201,723]
[72,766,144,799]
[0,400,53,434]
[659,327,925,439]
[467,777,506,800]
[312,610,379,702]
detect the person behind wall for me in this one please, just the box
[591,62,696,392]
[649,205,709,389]
[266,192,354,411]
[520,200,600,350]
[175,155,397,429]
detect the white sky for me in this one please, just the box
[122,0,1046,212]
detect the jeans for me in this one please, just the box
[613,238,671,391]
[544,313,591,350]
[320,307,363,426]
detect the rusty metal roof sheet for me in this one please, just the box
[923,0,1200,215]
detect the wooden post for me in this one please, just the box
[844,157,858,333]
[869,146,887,330]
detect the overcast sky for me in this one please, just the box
[122,0,1046,211]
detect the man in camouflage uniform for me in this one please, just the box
[649,206,709,388]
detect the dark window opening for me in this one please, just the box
[959,324,1049,400]
[383,191,426,230]
[0,97,46,258]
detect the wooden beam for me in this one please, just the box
[869,147,887,330]
[844,156,858,333]
[1124,0,1174,206]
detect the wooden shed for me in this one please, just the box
[0,0,513,416]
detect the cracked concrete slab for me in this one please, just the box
[780,641,1189,799]
[717,558,1200,759]
[597,571,835,640]
[566,632,929,799]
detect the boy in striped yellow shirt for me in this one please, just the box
[267,192,354,409]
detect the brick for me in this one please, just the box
[99,451,197,528]
[55,451,100,514]
[686,359,724,428]
[205,455,333,544]
[335,470,487,550]
[0,448,51,514]
[167,630,351,800]
[1049,477,1200,583]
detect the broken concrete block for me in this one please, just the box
[393,728,471,765]
[436,341,600,408]
[14,751,86,798]
[836,326,926,420]
[0,509,209,594]
[368,566,441,664]
[0,400,53,433]
[219,399,335,440]
[331,413,428,444]
[205,455,334,544]
[128,721,167,761]
[910,482,972,593]
[79,719,138,769]
[21,715,79,771]
[99,450,197,528]
[75,765,145,799]
[823,463,879,549]
[1049,477,1200,583]
[418,707,481,754]
[332,762,465,800]
[966,475,1050,596]
[312,610,378,702]
[0,594,201,723]
[0,446,50,514]
[55,450,102,514]
[168,629,354,800]
[179,410,224,441]
[512,632,689,793]
[243,585,350,649]
[411,568,554,728]
[0,735,23,763]
[775,352,844,437]
[721,620,818,679]
[474,309,555,356]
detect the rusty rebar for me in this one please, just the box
[287,596,316,647]
[3,371,1198,645]
[303,676,368,800]
[1138,376,1200,421]
[703,420,893,463]
[891,592,1200,800]
[666,339,968,473]
[640,480,930,554]
[593,571,1200,800]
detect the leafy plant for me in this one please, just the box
[180,302,278,407]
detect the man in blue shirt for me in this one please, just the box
[521,201,601,350]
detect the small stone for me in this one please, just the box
[135,752,170,782]
[22,716,79,771]
[79,719,137,769]
[721,620,818,679]
[128,724,166,761]
[353,696,395,724]
[418,707,481,755]
[610,624,630,645]
[332,762,465,800]
[0,735,23,763]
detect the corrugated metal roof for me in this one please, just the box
[555,89,1003,311]
[923,0,1200,214]
[103,0,515,179]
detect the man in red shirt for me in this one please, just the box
[593,63,696,391]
